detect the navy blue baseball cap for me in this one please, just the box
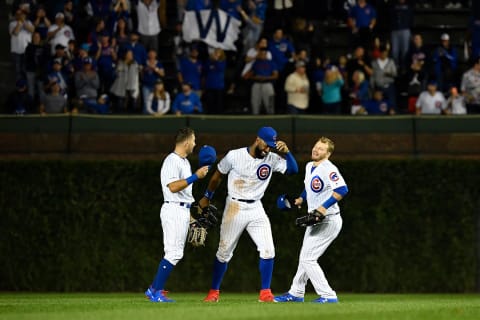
[198,145,217,167]
[257,126,277,148]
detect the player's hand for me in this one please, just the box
[275,140,289,153]
[294,197,303,208]
[195,165,209,179]
[316,207,327,216]
[199,196,210,209]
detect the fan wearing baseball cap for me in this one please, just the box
[285,59,310,114]
[47,10,75,55]
[432,32,458,92]
[74,56,99,103]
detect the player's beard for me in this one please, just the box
[254,145,268,159]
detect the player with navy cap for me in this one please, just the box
[200,126,299,302]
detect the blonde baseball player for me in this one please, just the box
[145,128,211,303]
[200,127,298,303]
[274,137,348,303]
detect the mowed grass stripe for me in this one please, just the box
[0,293,479,320]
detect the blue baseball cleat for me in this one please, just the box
[273,292,304,303]
[312,297,339,304]
[145,288,175,303]
[150,291,175,303]
[145,287,155,301]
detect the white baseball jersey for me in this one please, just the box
[217,147,287,200]
[215,147,287,263]
[160,152,195,203]
[304,160,346,215]
[159,152,195,265]
[287,159,347,299]
[415,91,447,114]
[47,24,75,55]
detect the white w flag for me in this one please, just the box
[182,9,241,51]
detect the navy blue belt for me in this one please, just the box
[232,197,256,203]
[165,201,192,208]
[325,212,340,217]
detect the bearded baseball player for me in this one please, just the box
[200,126,298,303]
[145,127,211,303]
[274,137,348,303]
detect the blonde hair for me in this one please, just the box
[353,70,365,83]
[318,136,335,154]
[154,81,166,100]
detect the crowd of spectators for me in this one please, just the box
[6,0,480,116]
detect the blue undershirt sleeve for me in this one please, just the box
[285,152,298,175]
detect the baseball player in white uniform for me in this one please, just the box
[274,137,348,304]
[145,127,210,303]
[200,127,298,302]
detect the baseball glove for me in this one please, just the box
[187,205,219,247]
[194,204,218,229]
[188,217,208,247]
[295,210,325,227]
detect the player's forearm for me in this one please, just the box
[318,186,349,213]
[285,152,298,174]
[168,174,199,193]
[300,189,306,201]
[200,170,222,203]
[205,170,222,194]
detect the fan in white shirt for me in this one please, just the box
[415,81,449,115]
[47,13,75,55]
[136,0,161,52]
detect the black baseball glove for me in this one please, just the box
[295,210,325,227]
[197,204,218,229]
[191,204,218,229]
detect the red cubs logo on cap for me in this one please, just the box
[329,172,339,181]
[310,175,324,193]
[257,164,271,180]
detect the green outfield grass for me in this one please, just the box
[0,293,479,320]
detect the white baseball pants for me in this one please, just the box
[160,203,191,265]
[289,214,342,298]
[216,197,275,263]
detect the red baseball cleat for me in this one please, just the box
[258,289,274,302]
[203,289,220,302]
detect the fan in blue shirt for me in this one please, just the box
[362,89,393,115]
[178,46,203,92]
[171,82,203,115]
[268,28,295,72]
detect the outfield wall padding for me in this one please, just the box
[1,160,479,292]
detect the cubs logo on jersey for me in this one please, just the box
[310,175,324,193]
[329,172,339,181]
[257,164,271,180]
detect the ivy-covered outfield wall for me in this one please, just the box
[0,160,479,292]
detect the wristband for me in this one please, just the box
[321,196,337,209]
[185,174,198,185]
[204,189,215,200]
[300,189,307,202]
